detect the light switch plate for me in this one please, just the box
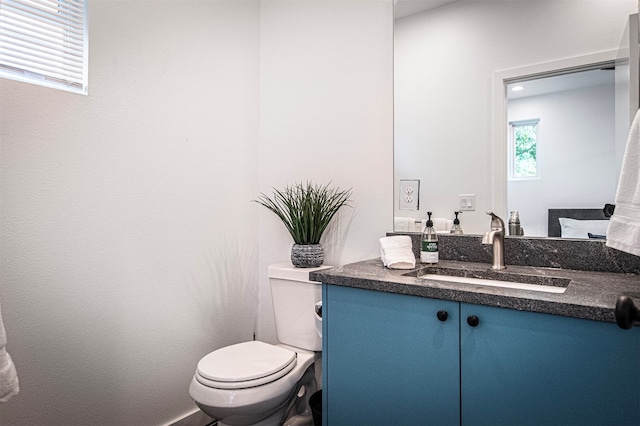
[399,180,420,210]
[459,194,476,211]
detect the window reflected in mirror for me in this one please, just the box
[509,119,539,180]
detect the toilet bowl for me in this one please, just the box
[189,263,331,426]
[189,341,316,426]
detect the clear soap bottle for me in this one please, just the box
[420,211,439,264]
[450,211,463,234]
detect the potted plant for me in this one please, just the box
[254,181,352,268]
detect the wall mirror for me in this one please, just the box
[394,0,638,239]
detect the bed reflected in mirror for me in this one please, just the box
[547,208,611,240]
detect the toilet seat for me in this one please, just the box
[196,341,297,390]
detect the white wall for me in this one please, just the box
[395,0,637,234]
[508,83,616,236]
[0,0,393,424]
[0,1,261,424]
[257,0,393,343]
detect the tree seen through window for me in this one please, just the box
[511,121,538,179]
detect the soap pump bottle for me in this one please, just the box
[420,211,439,264]
[450,211,463,234]
[509,211,521,236]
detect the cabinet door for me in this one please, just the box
[461,303,640,425]
[323,285,460,426]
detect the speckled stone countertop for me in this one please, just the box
[310,258,640,325]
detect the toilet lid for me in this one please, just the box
[196,341,297,389]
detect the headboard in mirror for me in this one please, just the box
[548,209,609,239]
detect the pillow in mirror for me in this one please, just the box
[559,218,609,239]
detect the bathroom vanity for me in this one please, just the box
[311,253,640,426]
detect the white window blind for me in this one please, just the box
[0,0,87,94]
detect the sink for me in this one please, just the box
[415,267,570,294]
[419,274,567,293]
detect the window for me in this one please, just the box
[509,119,539,179]
[0,0,88,94]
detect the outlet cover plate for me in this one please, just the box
[399,180,420,210]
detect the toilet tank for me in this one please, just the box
[268,262,332,351]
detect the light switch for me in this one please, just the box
[459,194,476,211]
[399,180,420,210]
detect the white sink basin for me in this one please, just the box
[419,274,567,294]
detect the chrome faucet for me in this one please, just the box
[482,211,506,270]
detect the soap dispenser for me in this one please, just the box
[509,211,521,236]
[450,211,463,234]
[420,212,439,264]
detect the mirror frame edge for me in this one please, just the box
[629,13,640,125]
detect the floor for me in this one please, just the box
[170,410,216,426]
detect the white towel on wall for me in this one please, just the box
[379,235,416,269]
[0,302,18,402]
[607,109,640,256]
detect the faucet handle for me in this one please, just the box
[486,211,505,230]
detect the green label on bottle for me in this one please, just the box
[421,240,439,263]
[421,241,438,252]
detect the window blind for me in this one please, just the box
[0,0,87,94]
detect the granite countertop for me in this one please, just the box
[310,258,640,324]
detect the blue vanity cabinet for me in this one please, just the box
[460,303,640,425]
[322,284,461,425]
[323,284,640,426]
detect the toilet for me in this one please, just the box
[189,262,330,426]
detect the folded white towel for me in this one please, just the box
[607,109,640,256]
[379,235,416,269]
[0,302,18,403]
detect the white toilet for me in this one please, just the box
[189,262,330,426]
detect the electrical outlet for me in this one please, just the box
[399,180,420,210]
[458,194,476,211]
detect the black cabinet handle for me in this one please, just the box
[467,315,479,327]
[437,310,448,322]
[615,295,640,329]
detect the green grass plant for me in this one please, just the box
[254,182,352,245]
